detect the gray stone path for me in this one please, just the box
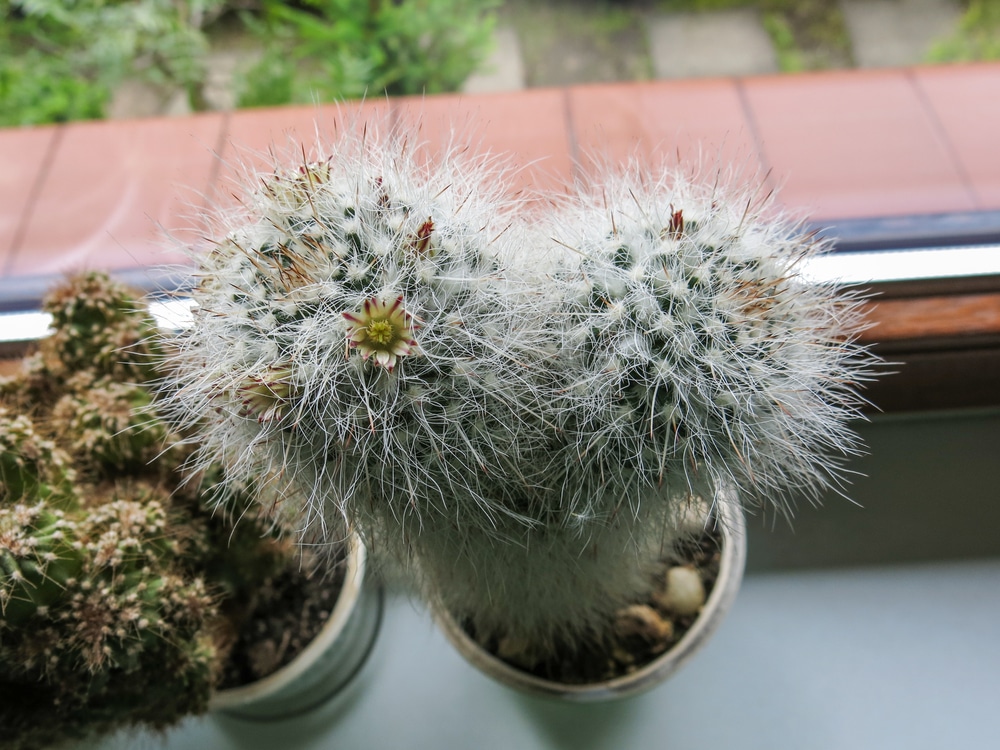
[647,9,779,80]
[842,0,962,69]
[460,0,964,94]
[462,26,526,94]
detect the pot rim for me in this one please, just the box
[208,532,372,712]
[434,489,747,701]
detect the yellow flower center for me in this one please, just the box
[366,320,395,346]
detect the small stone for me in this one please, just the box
[497,635,540,669]
[655,565,706,616]
[614,604,674,643]
[611,646,635,666]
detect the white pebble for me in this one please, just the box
[657,566,706,616]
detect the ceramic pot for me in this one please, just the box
[210,534,383,720]
[435,494,746,701]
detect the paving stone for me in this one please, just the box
[511,2,651,88]
[107,79,191,120]
[200,22,265,111]
[648,9,778,79]
[201,47,263,111]
[463,26,526,93]
[842,0,963,68]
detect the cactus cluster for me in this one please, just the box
[0,453,217,748]
[164,126,874,657]
[1,272,294,749]
[459,167,872,646]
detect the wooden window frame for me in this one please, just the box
[819,211,1000,413]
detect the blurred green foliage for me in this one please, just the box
[6,0,988,128]
[237,0,499,107]
[0,0,223,126]
[0,47,107,126]
[0,0,497,125]
[928,0,1000,62]
[761,12,805,72]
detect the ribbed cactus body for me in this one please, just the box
[2,484,212,670]
[1,418,218,721]
[0,409,77,505]
[51,374,169,476]
[0,499,84,627]
[2,479,220,750]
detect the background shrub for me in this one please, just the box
[237,0,499,107]
[0,0,222,125]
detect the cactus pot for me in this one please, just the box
[210,534,383,720]
[434,498,746,701]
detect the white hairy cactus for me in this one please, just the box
[162,128,875,652]
[547,165,873,518]
[420,164,875,646]
[161,126,561,560]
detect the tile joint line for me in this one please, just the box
[4,125,65,277]
[563,87,581,184]
[906,67,981,211]
[732,77,774,195]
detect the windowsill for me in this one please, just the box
[89,558,1000,750]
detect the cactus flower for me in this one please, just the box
[343,296,417,371]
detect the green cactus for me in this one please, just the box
[1,432,218,747]
[0,498,84,627]
[0,407,77,506]
[49,372,172,477]
[40,270,161,385]
[1,272,308,749]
